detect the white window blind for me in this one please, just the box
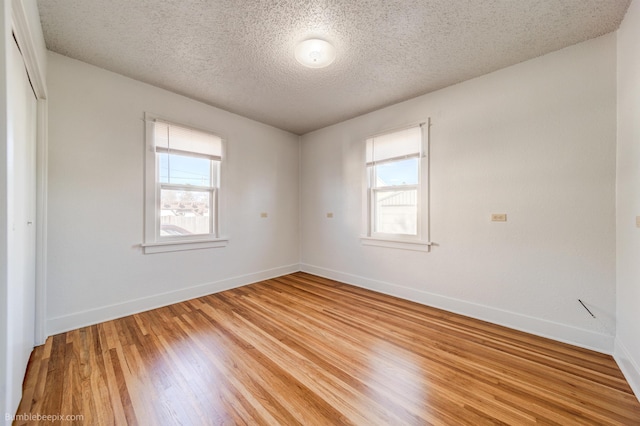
[366,125,422,166]
[154,120,222,159]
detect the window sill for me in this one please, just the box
[142,237,229,254]
[360,236,431,252]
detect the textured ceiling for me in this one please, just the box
[37,0,630,135]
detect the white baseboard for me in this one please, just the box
[47,263,616,357]
[46,264,300,336]
[614,339,640,402]
[300,263,614,354]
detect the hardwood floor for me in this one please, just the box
[16,272,640,425]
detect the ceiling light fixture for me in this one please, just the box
[295,39,336,68]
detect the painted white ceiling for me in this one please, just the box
[37,0,630,135]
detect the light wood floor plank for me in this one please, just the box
[14,272,640,425]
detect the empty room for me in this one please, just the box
[2,0,640,424]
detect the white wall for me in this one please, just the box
[46,52,300,334]
[615,0,640,398]
[300,34,617,353]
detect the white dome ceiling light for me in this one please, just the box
[295,39,336,68]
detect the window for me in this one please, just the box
[143,113,227,253]
[362,121,430,251]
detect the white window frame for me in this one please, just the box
[361,119,431,252]
[142,112,228,254]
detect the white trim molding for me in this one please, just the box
[11,0,48,346]
[300,263,615,354]
[614,339,640,402]
[34,98,47,344]
[360,236,432,252]
[141,237,228,254]
[11,0,46,99]
[46,264,300,335]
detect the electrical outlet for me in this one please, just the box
[260,212,268,218]
[326,212,334,218]
[491,213,507,222]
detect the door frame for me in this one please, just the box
[12,0,47,345]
